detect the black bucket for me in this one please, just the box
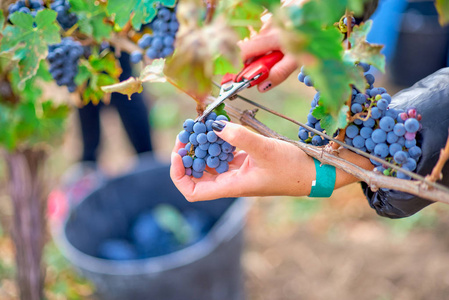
[52,161,251,300]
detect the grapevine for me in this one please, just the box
[1,1,449,299]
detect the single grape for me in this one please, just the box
[178,130,190,144]
[222,142,233,153]
[298,73,305,82]
[216,115,229,121]
[346,125,359,139]
[393,151,408,164]
[219,152,228,161]
[389,143,402,156]
[404,118,420,133]
[196,133,208,144]
[371,107,382,119]
[194,147,207,159]
[365,138,375,151]
[298,129,309,141]
[206,156,220,169]
[379,116,395,132]
[216,161,229,174]
[377,99,388,111]
[358,62,370,73]
[360,127,373,139]
[363,118,375,128]
[185,168,192,176]
[192,170,203,179]
[207,131,218,143]
[304,76,313,87]
[183,119,194,132]
[353,135,366,149]
[192,158,206,172]
[404,132,416,141]
[193,122,206,134]
[403,157,417,172]
[405,139,416,149]
[351,103,363,114]
[312,135,322,146]
[138,34,153,49]
[408,146,422,159]
[372,129,387,143]
[199,143,210,151]
[365,74,375,85]
[374,143,389,158]
[182,156,193,168]
[130,51,143,64]
[354,93,367,104]
[386,131,399,144]
[178,148,188,157]
[208,143,221,157]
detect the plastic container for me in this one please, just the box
[52,161,251,300]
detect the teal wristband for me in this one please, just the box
[308,158,336,198]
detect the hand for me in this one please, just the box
[170,121,315,201]
[238,26,298,93]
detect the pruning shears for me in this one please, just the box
[195,50,284,122]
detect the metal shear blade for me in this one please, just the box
[195,80,250,122]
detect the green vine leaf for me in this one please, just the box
[107,0,176,31]
[70,0,113,42]
[0,10,60,85]
[435,0,449,26]
[164,11,240,103]
[75,53,121,105]
[345,20,385,72]
[217,0,264,39]
[312,104,349,136]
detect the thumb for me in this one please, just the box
[257,54,298,93]
[212,121,269,158]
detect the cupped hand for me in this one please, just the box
[170,122,315,202]
[238,26,298,93]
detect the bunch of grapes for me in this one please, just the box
[297,62,423,180]
[297,67,329,146]
[47,37,84,93]
[177,113,236,178]
[8,0,44,18]
[130,4,179,63]
[50,0,78,30]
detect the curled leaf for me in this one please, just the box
[101,77,143,100]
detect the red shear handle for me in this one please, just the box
[236,51,284,86]
[220,51,284,86]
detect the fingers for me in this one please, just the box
[238,28,281,61]
[257,54,298,92]
[213,122,271,159]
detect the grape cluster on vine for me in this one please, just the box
[130,4,179,63]
[47,37,83,93]
[8,0,44,18]
[177,114,236,178]
[51,0,78,30]
[297,62,423,180]
[297,67,329,146]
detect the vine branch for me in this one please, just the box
[222,103,449,204]
[427,129,449,182]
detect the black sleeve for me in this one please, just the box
[362,67,449,219]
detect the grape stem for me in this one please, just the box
[427,129,449,182]
[205,91,449,204]
[345,9,352,49]
[204,0,217,24]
